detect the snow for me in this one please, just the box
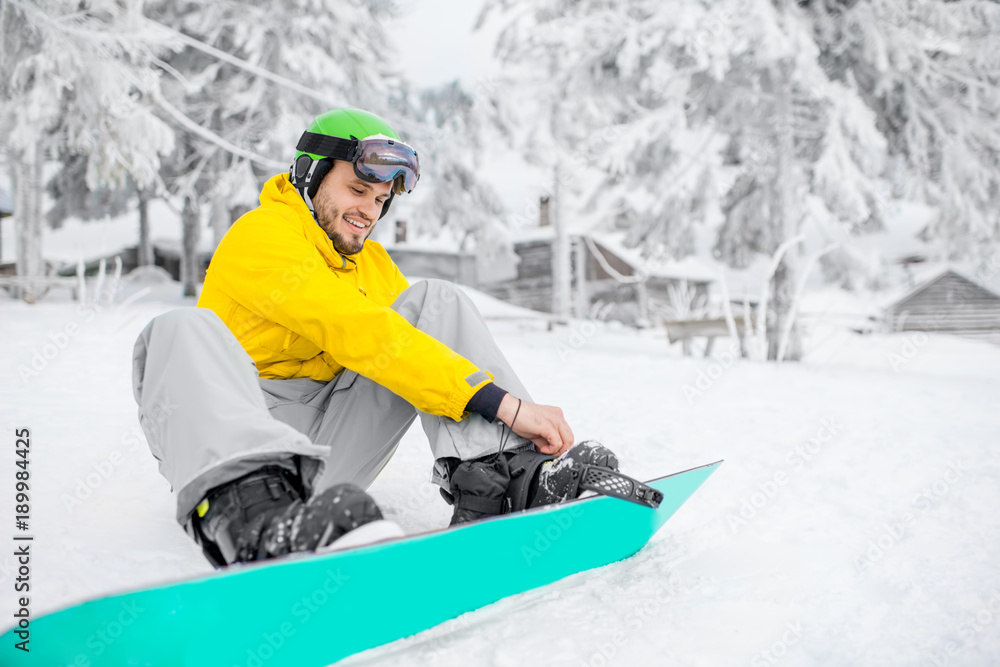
[2,281,999,666]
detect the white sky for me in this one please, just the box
[391,0,495,88]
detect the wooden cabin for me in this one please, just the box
[479,227,557,313]
[385,247,477,286]
[480,228,715,324]
[885,268,1000,345]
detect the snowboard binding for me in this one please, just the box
[445,441,662,526]
[507,442,663,511]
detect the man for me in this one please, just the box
[132,108,621,568]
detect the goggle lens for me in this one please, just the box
[354,140,420,195]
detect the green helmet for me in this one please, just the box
[289,108,419,220]
[294,108,401,162]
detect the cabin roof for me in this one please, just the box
[587,232,717,282]
[509,227,717,283]
[882,265,1000,310]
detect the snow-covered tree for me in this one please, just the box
[808,0,1000,258]
[0,0,173,301]
[481,0,997,358]
[480,0,847,357]
[399,81,514,263]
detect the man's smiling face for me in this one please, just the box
[312,159,393,255]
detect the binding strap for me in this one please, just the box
[577,467,663,509]
[454,493,508,515]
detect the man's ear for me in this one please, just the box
[306,159,335,201]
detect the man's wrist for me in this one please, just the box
[465,382,508,423]
[496,393,519,426]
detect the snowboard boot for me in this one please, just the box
[442,455,511,526]
[256,483,384,560]
[507,441,621,510]
[194,466,382,566]
[443,441,624,526]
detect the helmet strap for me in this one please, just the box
[295,132,357,161]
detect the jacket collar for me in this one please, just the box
[261,173,358,272]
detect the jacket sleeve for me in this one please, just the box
[210,212,487,421]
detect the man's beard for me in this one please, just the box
[316,200,369,256]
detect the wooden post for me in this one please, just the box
[768,58,802,361]
[552,165,571,320]
[573,236,588,318]
[94,257,107,307]
[181,196,201,298]
[15,139,43,302]
[635,278,650,327]
[539,196,551,227]
[137,189,154,267]
[76,258,86,304]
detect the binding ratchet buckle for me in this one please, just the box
[578,467,664,509]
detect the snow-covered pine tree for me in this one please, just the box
[45,155,133,230]
[808,0,1000,259]
[482,0,719,256]
[700,1,847,361]
[0,0,172,301]
[482,0,897,359]
[401,80,513,266]
[44,153,149,269]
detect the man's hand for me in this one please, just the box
[496,394,574,456]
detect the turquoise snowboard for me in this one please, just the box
[3,461,720,666]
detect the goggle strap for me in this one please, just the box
[295,132,357,161]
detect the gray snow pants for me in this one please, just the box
[131,279,532,525]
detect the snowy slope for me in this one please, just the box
[1,285,999,667]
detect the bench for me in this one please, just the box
[662,317,751,357]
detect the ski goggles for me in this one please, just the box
[295,132,420,195]
[352,137,420,195]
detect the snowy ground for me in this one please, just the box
[1,282,999,667]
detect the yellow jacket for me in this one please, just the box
[197,173,489,421]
